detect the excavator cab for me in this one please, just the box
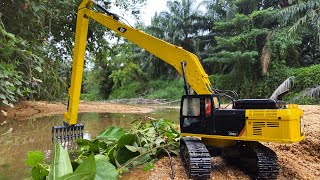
[180,94,246,137]
[180,95,215,134]
[180,94,304,142]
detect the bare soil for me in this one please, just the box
[0,101,156,120]
[0,102,319,179]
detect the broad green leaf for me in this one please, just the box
[114,147,139,165]
[117,134,136,148]
[97,126,125,141]
[74,153,96,174]
[31,165,49,180]
[59,153,96,180]
[131,153,151,167]
[49,143,73,179]
[57,171,95,180]
[94,155,117,180]
[25,151,45,167]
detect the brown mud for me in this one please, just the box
[0,102,319,179]
[0,101,156,120]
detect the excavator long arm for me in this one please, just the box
[64,0,213,125]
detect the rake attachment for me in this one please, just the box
[52,122,84,143]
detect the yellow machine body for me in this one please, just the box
[182,104,304,144]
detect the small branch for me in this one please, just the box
[162,147,175,179]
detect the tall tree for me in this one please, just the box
[137,0,211,79]
[0,0,147,103]
[277,0,320,44]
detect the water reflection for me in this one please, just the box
[0,108,178,179]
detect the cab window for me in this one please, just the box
[182,98,200,116]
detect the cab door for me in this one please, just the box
[180,95,214,134]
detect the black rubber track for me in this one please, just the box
[180,137,211,179]
[224,142,280,180]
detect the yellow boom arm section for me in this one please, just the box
[64,0,214,125]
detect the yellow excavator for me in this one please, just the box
[52,0,304,179]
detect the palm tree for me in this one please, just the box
[139,0,210,78]
[149,0,210,53]
[277,0,320,44]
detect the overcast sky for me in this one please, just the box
[110,0,168,26]
[111,0,203,26]
[141,0,169,25]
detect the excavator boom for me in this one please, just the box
[64,0,213,125]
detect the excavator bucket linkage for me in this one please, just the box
[52,123,84,143]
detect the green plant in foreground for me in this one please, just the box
[26,119,180,180]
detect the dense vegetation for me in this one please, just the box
[26,119,179,180]
[0,0,319,105]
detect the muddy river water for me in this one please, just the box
[0,108,179,179]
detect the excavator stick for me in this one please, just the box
[52,122,84,143]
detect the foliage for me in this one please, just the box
[146,79,184,100]
[27,119,179,179]
[110,62,145,88]
[108,79,184,100]
[108,82,146,99]
[0,20,44,106]
[1,0,319,104]
[277,0,320,44]
[26,151,49,180]
[0,0,147,105]
[209,62,292,98]
[292,64,320,91]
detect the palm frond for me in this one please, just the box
[301,86,320,100]
[260,32,274,75]
[278,0,320,43]
[270,76,295,100]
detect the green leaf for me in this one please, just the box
[76,139,91,146]
[74,153,96,173]
[34,66,43,73]
[26,151,45,167]
[124,145,140,153]
[94,155,118,180]
[114,147,139,165]
[143,161,155,171]
[57,171,95,180]
[31,165,49,180]
[131,153,151,167]
[0,94,6,100]
[59,153,96,180]
[97,126,125,141]
[117,134,136,148]
[155,137,165,146]
[49,143,73,179]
